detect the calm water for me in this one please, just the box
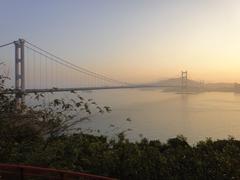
[77,89,240,144]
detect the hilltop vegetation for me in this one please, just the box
[1,119,240,180]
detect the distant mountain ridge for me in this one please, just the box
[145,78,201,87]
[141,78,238,92]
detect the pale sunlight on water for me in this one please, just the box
[78,89,240,144]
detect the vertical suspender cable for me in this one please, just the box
[33,51,36,89]
[45,55,47,89]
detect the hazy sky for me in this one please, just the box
[1,0,240,83]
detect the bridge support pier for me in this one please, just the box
[14,39,25,109]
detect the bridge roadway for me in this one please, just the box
[25,85,183,93]
[1,85,184,94]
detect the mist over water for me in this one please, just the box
[74,89,240,144]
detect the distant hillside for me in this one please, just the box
[145,78,202,87]
[205,83,234,88]
[142,78,238,92]
[205,82,235,91]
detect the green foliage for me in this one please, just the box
[2,131,240,180]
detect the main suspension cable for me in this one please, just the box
[0,42,14,48]
[25,40,130,85]
[24,45,125,85]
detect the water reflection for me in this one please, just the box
[27,89,240,144]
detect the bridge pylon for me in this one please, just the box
[14,39,25,108]
[181,71,188,90]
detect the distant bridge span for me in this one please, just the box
[2,85,187,94]
[0,39,193,101]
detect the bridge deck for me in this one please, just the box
[1,85,184,94]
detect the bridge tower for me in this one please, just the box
[14,39,25,108]
[181,71,188,90]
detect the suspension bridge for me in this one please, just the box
[0,38,190,97]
